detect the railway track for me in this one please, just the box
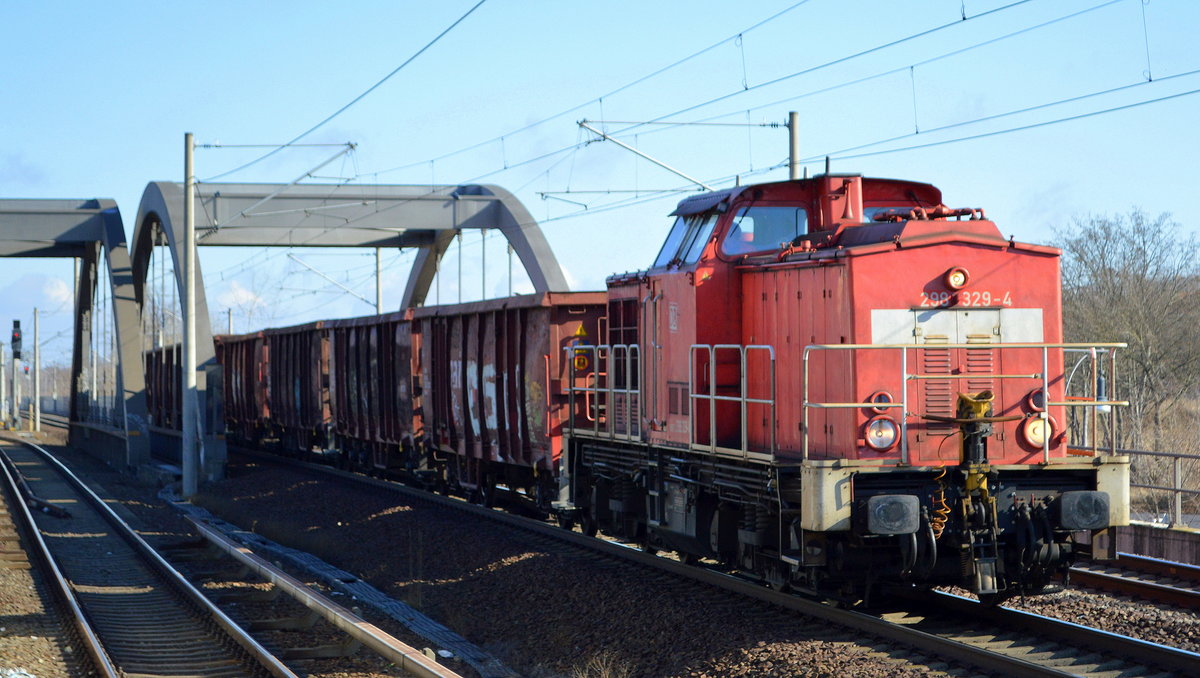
[0,449,85,675]
[0,439,463,678]
[17,410,68,430]
[232,445,1200,678]
[0,439,292,677]
[1071,553,1200,608]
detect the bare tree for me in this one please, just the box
[210,269,279,335]
[1056,210,1200,451]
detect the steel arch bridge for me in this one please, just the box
[0,184,567,479]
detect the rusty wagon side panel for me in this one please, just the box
[412,292,606,494]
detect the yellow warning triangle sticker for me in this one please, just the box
[573,324,589,339]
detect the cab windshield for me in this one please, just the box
[652,212,719,268]
[720,205,808,256]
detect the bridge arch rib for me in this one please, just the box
[0,199,150,470]
[131,181,568,481]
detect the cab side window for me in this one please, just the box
[721,206,808,256]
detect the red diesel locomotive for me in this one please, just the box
[216,173,1129,603]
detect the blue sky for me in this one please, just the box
[2,0,1198,365]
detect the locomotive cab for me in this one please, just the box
[631,175,946,455]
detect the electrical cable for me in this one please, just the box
[804,66,1200,161]
[367,0,816,177]
[823,82,1200,162]
[596,0,1121,145]
[606,0,1036,136]
[204,0,489,182]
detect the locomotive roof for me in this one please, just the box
[669,185,750,216]
[669,175,943,217]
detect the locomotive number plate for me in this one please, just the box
[921,290,1012,307]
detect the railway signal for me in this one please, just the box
[11,320,21,360]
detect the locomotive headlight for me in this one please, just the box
[943,266,970,290]
[867,494,920,535]
[865,416,899,451]
[1021,414,1055,447]
[1059,490,1111,530]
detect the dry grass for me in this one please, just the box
[568,651,635,678]
[1127,400,1200,524]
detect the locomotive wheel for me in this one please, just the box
[765,565,792,592]
[978,592,1010,607]
[556,513,576,531]
[708,512,722,559]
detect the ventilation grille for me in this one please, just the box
[923,336,952,430]
[668,382,690,416]
[965,335,995,396]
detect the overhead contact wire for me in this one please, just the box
[813,66,1200,160]
[609,0,1036,134]
[205,0,489,181]
[366,0,815,177]
[370,0,1040,191]
[823,82,1200,161]
[601,0,1123,146]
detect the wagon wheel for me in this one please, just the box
[580,510,599,538]
[480,476,497,508]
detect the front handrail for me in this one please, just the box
[802,342,1128,464]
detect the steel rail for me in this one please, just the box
[11,438,298,678]
[929,590,1200,675]
[1111,552,1200,581]
[0,446,118,677]
[1070,553,1200,608]
[185,516,463,678]
[234,445,1198,677]
[1069,567,1200,607]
